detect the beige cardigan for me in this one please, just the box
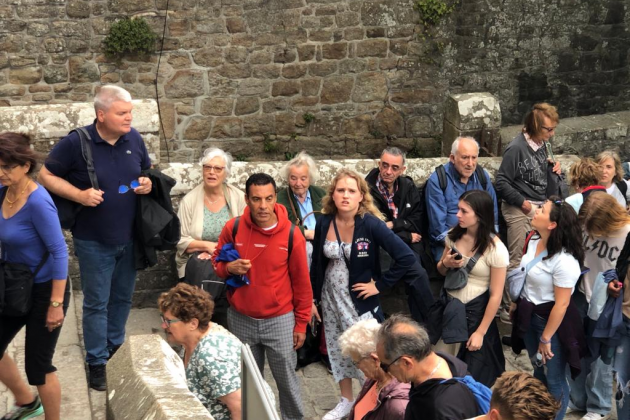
[175,183,246,278]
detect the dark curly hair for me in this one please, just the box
[0,132,41,175]
[157,283,215,332]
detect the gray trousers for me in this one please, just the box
[501,202,536,306]
[228,308,304,420]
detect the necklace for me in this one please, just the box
[204,195,222,206]
[5,180,31,208]
[424,358,443,382]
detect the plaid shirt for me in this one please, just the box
[376,176,398,219]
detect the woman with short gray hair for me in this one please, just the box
[338,319,409,420]
[176,147,246,328]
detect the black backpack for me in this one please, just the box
[616,180,628,206]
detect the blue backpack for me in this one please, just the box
[441,375,492,415]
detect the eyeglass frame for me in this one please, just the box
[541,125,556,133]
[202,165,225,174]
[160,314,182,326]
[380,355,404,373]
[0,164,18,174]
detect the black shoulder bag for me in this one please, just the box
[49,127,100,229]
[0,187,49,316]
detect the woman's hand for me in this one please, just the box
[538,341,554,363]
[608,280,623,298]
[352,280,379,299]
[442,247,465,269]
[466,331,484,351]
[197,252,212,260]
[304,229,314,241]
[46,306,65,332]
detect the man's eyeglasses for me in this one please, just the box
[379,162,402,172]
[541,125,556,133]
[203,165,225,174]
[160,314,181,326]
[118,179,140,194]
[0,164,18,174]
[380,355,404,373]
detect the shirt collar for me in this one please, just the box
[91,119,129,144]
[293,188,311,203]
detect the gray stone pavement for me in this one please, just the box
[1,291,615,419]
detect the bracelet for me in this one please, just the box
[539,337,551,344]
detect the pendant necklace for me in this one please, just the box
[5,180,31,208]
[204,195,221,206]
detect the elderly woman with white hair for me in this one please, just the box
[277,151,326,264]
[338,319,410,420]
[176,148,246,328]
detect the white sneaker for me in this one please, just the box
[323,397,354,420]
[580,412,610,420]
[499,308,512,325]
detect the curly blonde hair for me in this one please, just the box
[579,191,630,237]
[321,169,384,220]
[569,157,600,190]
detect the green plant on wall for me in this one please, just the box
[414,0,456,27]
[263,133,278,153]
[103,17,157,59]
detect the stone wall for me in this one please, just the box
[0,0,628,162]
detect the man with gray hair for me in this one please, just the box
[376,314,479,420]
[39,85,152,391]
[425,137,498,261]
[365,147,423,252]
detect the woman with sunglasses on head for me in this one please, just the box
[435,190,508,387]
[176,148,246,328]
[158,283,242,420]
[0,133,69,420]
[510,197,586,420]
[569,192,630,420]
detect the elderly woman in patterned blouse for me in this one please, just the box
[158,283,242,420]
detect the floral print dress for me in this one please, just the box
[186,323,242,420]
[322,239,372,383]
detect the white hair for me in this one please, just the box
[339,318,381,359]
[450,136,480,156]
[199,147,233,179]
[94,85,132,113]
[280,151,319,184]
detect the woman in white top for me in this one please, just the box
[570,192,630,420]
[510,197,585,420]
[436,190,509,386]
[597,150,630,209]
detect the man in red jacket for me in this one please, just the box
[212,173,312,420]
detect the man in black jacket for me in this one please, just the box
[377,314,479,420]
[366,147,422,249]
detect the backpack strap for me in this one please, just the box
[522,230,536,254]
[231,216,240,241]
[287,223,295,260]
[616,180,628,204]
[72,127,99,190]
[436,165,447,192]
[474,165,488,190]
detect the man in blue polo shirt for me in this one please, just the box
[39,85,152,391]
[425,137,498,261]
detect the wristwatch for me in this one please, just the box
[50,300,62,308]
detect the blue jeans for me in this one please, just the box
[615,316,630,420]
[524,313,570,420]
[74,238,136,366]
[568,292,613,415]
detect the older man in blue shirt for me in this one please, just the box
[425,137,498,261]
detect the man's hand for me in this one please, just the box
[227,259,251,275]
[293,332,306,350]
[134,176,152,195]
[79,188,104,207]
[411,232,421,243]
[521,200,532,215]
[385,221,394,229]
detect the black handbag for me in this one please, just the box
[48,127,99,229]
[184,252,226,301]
[0,252,49,317]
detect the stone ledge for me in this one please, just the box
[106,334,213,420]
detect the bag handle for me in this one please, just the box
[463,248,484,274]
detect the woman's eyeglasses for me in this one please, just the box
[203,165,225,174]
[0,164,18,174]
[118,179,140,194]
[160,314,181,326]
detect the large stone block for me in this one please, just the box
[9,67,42,84]
[272,80,301,97]
[107,335,212,420]
[321,76,353,104]
[211,117,243,138]
[107,0,154,13]
[373,106,404,137]
[352,72,387,102]
[201,97,234,116]
[69,57,99,83]
[356,39,388,57]
[192,48,223,67]
[444,92,501,131]
[165,70,205,98]
[183,116,213,140]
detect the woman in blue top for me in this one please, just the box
[0,133,69,420]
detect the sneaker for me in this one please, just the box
[499,308,512,325]
[1,396,44,420]
[580,413,610,420]
[323,397,353,420]
[89,363,107,391]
